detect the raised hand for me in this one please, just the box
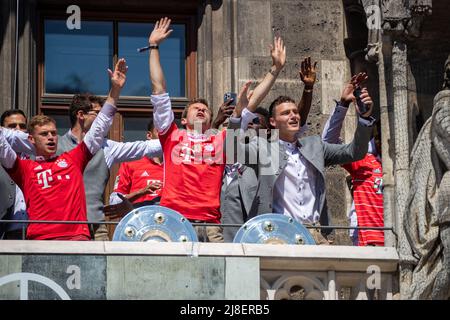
[356,87,373,117]
[108,58,128,90]
[149,17,173,45]
[270,37,286,72]
[212,101,236,129]
[340,72,368,106]
[233,81,252,118]
[299,57,318,89]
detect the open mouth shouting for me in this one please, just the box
[196,111,206,120]
[46,141,56,150]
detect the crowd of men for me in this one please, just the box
[0,17,384,246]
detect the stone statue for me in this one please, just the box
[404,56,450,299]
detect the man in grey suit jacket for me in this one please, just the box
[237,76,375,244]
[220,55,318,242]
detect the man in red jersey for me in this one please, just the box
[322,73,384,246]
[148,18,276,242]
[0,58,128,240]
[108,120,163,209]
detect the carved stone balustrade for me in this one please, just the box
[0,241,398,300]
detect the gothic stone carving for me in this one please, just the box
[404,56,450,299]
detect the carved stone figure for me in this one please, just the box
[404,56,450,299]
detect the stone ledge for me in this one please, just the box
[0,241,399,273]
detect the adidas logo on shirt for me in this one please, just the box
[141,171,150,177]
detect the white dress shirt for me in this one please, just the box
[273,140,321,224]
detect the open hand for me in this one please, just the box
[149,17,173,45]
[108,58,128,89]
[233,81,253,118]
[270,37,286,72]
[340,72,368,105]
[299,57,318,89]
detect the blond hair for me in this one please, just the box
[28,115,56,134]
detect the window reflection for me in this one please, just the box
[44,20,113,95]
[44,19,186,98]
[118,22,186,97]
[123,117,151,142]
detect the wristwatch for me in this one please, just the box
[149,44,159,50]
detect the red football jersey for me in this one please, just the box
[7,142,92,240]
[113,157,164,204]
[159,123,226,223]
[343,153,384,246]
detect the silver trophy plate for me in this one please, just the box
[233,214,316,245]
[112,205,198,242]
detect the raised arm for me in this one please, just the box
[83,58,127,155]
[103,139,162,168]
[148,17,175,134]
[322,73,369,144]
[298,57,318,126]
[323,81,374,166]
[148,17,172,95]
[0,128,18,169]
[246,37,286,113]
[321,103,348,144]
[1,128,35,155]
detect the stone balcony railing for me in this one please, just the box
[0,241,399,300]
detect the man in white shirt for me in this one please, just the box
[0,109,29,239]
[240,76,375,244]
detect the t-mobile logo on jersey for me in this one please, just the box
[37,169,71,189]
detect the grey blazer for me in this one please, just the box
[220,163,258,241]
[237,120,372,233]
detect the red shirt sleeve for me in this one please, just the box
[65,141,93,172]
[6,157,25,189]
[114,163,132,194]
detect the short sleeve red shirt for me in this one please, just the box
[113,157,164,204]
[343,153,384,246]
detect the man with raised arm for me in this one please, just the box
[215,53,318,241]
[322,73,384,246]
[148,17,260,242]
[0,59,128,240]
[239,72,376,244]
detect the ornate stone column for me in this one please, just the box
[380,0,432,299]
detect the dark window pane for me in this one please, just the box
[123,116,183,142]
[123,117,151,142]
[44,20,113,95]
[118,22,186,97]
[49,114,71,136]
